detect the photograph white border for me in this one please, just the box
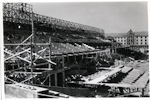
[0,0,149,100]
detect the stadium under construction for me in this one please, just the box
[3,3,149,98]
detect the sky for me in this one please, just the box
[31,2,148,33]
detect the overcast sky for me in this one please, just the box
[31,2,148,33]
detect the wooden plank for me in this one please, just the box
[4,50,35,64]
[13,71,42,74]
[26,50,56,65]
[32,68,52,70]
[15,34,33,49]
[4,43,50,46]
[5,48,30,61]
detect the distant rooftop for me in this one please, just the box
[105,30,148,37]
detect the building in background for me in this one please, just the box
[106,29,148,54]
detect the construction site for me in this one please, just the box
[3,3,149,98]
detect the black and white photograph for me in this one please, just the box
[2,1,149,98]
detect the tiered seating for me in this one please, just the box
[82,70,110,82]
[121,67,133,73]
[51,43,68,54]
[86,68,121,84]
[4,33,31,44]
[62,43,78,53]
[73,43,88,51]
[34,43,93,56]
[121,69,144,84]
[4,31,95,56]
[133,72,149,88]
[81,44,92,51]
[74,44,91,51]
[82,43,95,50]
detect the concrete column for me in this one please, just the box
[128,88,131,93]
[62,56,64,68]
[86,54,88,58]
[55,73,57,86]
[74,56,77,64]
[141,88,145,96]
[66,56,69,66]
[49,74,51,87]
[62,56,65,87]
[81,55,84,60]
[62,72,65,87]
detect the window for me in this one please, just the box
[145,37,147,41]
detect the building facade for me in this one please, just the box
[107,29,148,54]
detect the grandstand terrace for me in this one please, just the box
[3,3,106,44]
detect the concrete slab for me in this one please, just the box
[5,83,49,98]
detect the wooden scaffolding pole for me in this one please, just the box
[30,11,35,85]
[49,37,51,86]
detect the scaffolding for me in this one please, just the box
[4,3,56,85]
[3,3,104,35]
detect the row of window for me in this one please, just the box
[115,36,147,40]
[114,36,148,45]
[136,36,147,45]
[136,36,147,39]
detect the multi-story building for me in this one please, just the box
[107,29,148,53]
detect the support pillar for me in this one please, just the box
[141,88,145,96]
[74,56,77,64]
[49,38,51,87]
[62,72,65,87]
[49,37,51,69]
[62,56,64,68]
[49,74,51,87]
[96,53,98,59]
[62,56,65,87]
[81,54,84,60]
[128,88,131,93]
[86,54,88,58]
[55,73,57,86]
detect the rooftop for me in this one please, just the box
[106,31,148,38]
